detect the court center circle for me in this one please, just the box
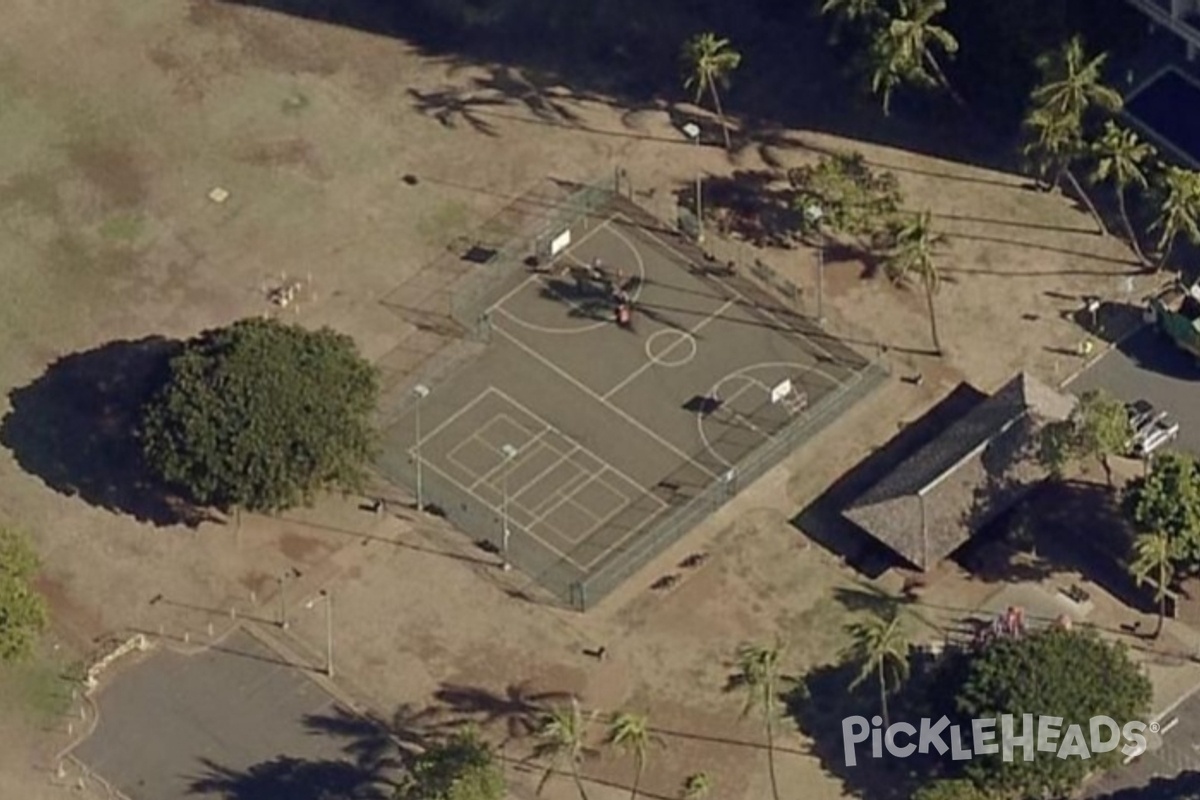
[645,330,697,367]
[501,220,647,335]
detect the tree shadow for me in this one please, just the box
[304,703,447,772]
[794,382,987,577]
[432,682,573,744]
[1113,325,1200,382]
[0,337,217,527]
[679,169,801,249]
[787,657,949,800]
[187,755,390,800]
[1088,769,1200,799]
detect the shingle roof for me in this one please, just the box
[844,373,1074,570]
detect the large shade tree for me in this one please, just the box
[954,627,1152,799]
[1124,452,1200,567]
[401,728,506,800]
[0,526,48,662]
[1036,388,1130,486]
[140,318,380,514]
[681,32,742,151]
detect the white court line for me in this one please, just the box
[612,212,845,367]
[510,442,580,505]
[419,458,574,563]
[447,412,538,479]
[480,386,667,537]
[469,428,552,491]
[484,213,619,317]
[531,472,621,533]
[491,312,720,479]
[409,387,497,455]
[602,298,736,400]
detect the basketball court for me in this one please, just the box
[379,197,884,608]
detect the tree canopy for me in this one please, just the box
[954,628,1151,799]
[401,729,505,800]
[1123,451,1200,567]
[0,526,48,662]
[1037,389,1128,484]
[788,151,903,243]
[139,318,380,514]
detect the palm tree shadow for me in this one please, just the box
[433,682,574,744]
[0,336,217,527]
[303,703,447,772]
[407,87,507,135]
[187,755,390,800]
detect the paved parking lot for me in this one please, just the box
[1086,687,1200,798]
[1069,326,1200,458]
[71,629,378,800]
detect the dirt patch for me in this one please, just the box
[277,531,334,565]
[0,171,63,218]
[34,574,105,650]
[186,0,341,77]
[145,40,210,103]
[63,138,147,210]
[234,138,331,181]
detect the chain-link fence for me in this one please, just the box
[567,358,888,610]
[376,185,889,611]
[449,176,619,338]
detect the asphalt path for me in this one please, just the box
[72,629,376,800]
[1069,326,1200,458]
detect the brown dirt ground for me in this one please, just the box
[0,2,1179,799]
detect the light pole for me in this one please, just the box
[500,443,519,571]
[277,571,290,630]
[305,590,333,678]
[682,122,703,243]
[804,203,826,323]
[412,383,430,511]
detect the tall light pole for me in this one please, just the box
[305,590,333,678]
[277,571,290,630]
[804,203,826,323]
[412,383,430,511]
[682,122,703,243]
[500,443,519,571]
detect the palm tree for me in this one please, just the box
[1130,531,1174,639]
[730,641,785,800]
[682,33,742,152]
[820,0,885,25]
[606,712,662,800]
[1030,36,1122,126]
[681,772,713,800]
[867,0,963,115]
[843,609,910,728]
[819,0,886,42]
[1091,121,1156,264]
[1022,105,1108,235]
[1151,164,1200,271]
[884,210,947,355]
[532,698,596,800]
